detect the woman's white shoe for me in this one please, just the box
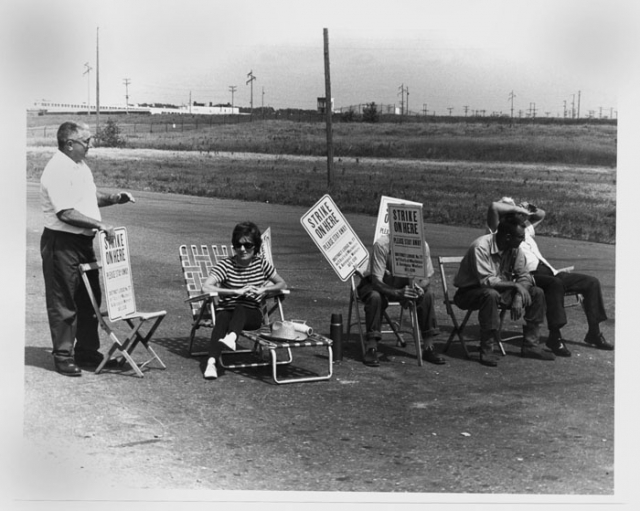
[204,357,218,379]
[220,333,237,351]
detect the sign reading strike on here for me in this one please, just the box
[99,227,136,320]
[388,203,427,279]
[374,195,422,243]
[301,195,368,282]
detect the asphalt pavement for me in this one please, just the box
[12,181,624,505]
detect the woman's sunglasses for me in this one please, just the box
[233,242,255,250]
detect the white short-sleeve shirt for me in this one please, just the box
[40,150,101,236]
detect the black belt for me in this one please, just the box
[43,227,95,239]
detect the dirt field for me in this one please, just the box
[6,177,633,509]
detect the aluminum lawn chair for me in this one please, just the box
[178,238,333,384]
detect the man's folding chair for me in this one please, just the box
[178,240,333,384]
[78,230,166,377]
[438,256,510,358]
[346,270,424,366]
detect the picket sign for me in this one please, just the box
[387,202,428,280]
[99,227,136,320]
[300,194,369,282]
[373,195,422,243]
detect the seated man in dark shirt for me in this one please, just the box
[454,214,552,367]
[487,197,612,355]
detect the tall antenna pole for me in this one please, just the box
[246,70,256,119]
[123,78,131,114]
[96,27,100,133]
[83,62,92,116]
[323,28,334,189]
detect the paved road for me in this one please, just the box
[15,182,619,502]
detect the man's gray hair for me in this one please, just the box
[57,121,89,150]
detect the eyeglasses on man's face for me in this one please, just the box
[69,137,92,149]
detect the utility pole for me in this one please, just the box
[123,78,131,114]
[83,62,92,116]
[398,84,406,115]
[406,87,409,116]
[571,94,575,119]
[447,107,453,116]
[577,90,581,119]
[563,100,567,119]
[246,70,256,118]
[229,85,237,109]
[261,86,265,119]
[508,91,516,120]
[323,28,334,189]
[463,105,469,117]
[95,27,100,132]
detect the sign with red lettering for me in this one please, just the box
[99,226,136,320]
[388,203,427,279]
[301,194,369,282]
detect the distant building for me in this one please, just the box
[317,97,334,114]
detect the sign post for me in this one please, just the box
[300,194,368,282]
[99,227,136,320]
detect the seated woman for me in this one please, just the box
[201,221,287,379]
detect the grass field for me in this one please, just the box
[26,116,617,244]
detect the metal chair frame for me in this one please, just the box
[78,262,167,378]
[438,257,584,359]
[346,272,424,366]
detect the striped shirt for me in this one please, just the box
[208,255,275,311]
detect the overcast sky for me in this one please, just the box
[3,0,637,117]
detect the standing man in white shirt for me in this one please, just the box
[40,121,136,376]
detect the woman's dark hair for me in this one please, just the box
[231,221,262,253]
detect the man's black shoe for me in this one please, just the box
[546,339,572,357]
[584,332,614,351]
[521,346,556,360]
[422,348,446,365]
[479,351,499,367]
[363,348,380,367]
[75,352,120,369]
[54,359,82,377]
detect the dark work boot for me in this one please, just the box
[479,333,499,367]
[522,323,555,361]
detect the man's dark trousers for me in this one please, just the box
[41,228,101,363]
[453,285,546,337]
[532,262,607,332]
